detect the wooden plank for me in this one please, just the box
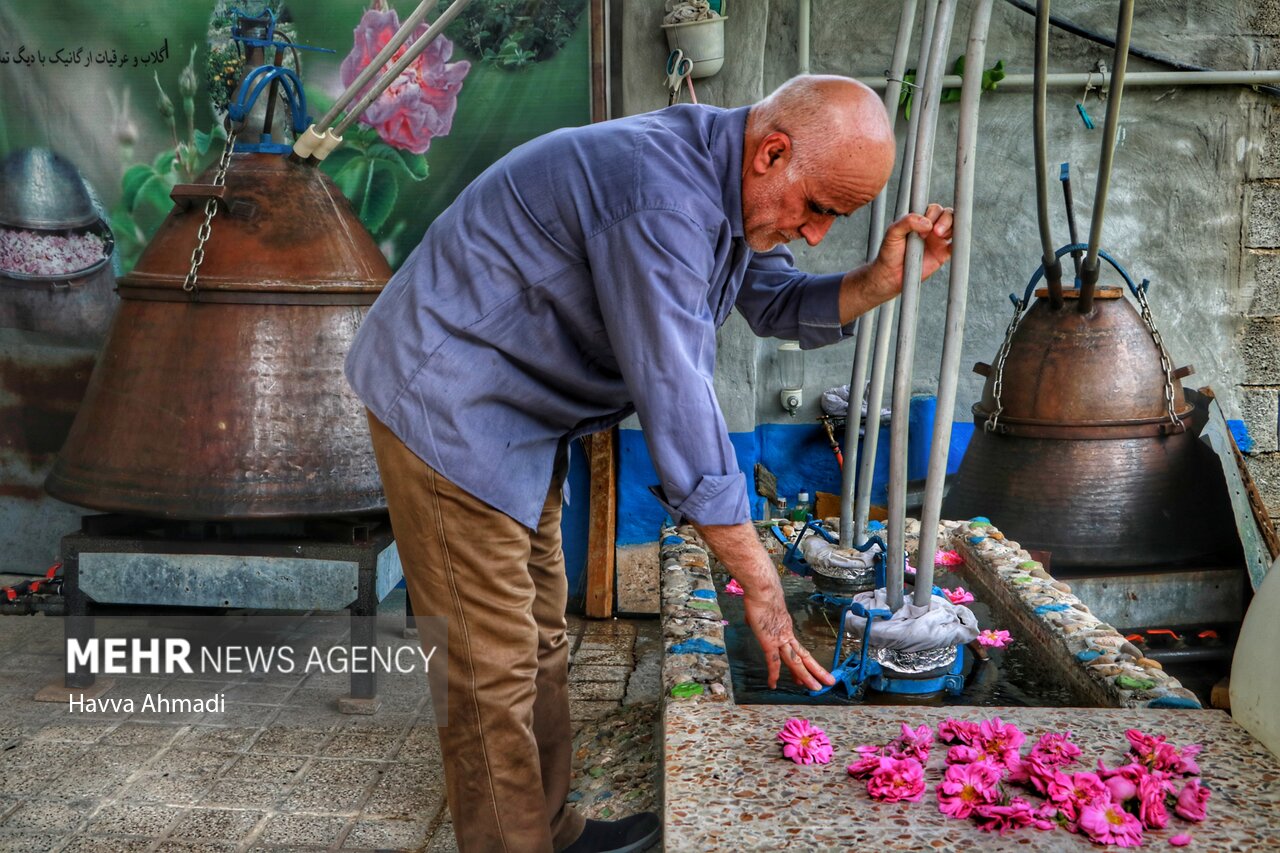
[583,428,617,618]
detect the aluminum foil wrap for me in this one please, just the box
[871,644,958,675]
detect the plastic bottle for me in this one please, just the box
[791,491,811,522]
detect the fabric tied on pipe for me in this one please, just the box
[800,536,880,588]
[843,588,979,653]
[820,383,893,427]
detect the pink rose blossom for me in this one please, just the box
[847,744,883,779]
[887,722,933,762]
[935,549,964,566]
[777,718,833,765]
[1029,731,1082,767]
[973,797,1049,834]
[866,756,926,802]
[936,759,1002,819]
[944,587,975,605]
[1138,771,1173,829]
[977,628,1013,648]
[1047,770,1110,823]
[976,717,1025,770]
[1169,833,1193,846]
[1174,778,1211,822]
[1097,760,1146,804]
[937,717,981,745]
[1079,802,1145,847]
[947,743,992,766]
[340,6,471,154]
[725,578,744,595]
[1170,743,1203,777]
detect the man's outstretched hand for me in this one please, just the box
[694,522,835,692]
[742,578,834,691]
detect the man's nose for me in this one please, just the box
[800,216,834,246]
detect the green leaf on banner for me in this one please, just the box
[109,208,144,266]
[194,128,213,156]
[332,157,398,234]
[121,165,155,210]
[131,173,177,236]
[366,142,429,181]
[319,147,361,178]
[358,159,399,233]
[152,149,177,175]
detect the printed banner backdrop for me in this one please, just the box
[0,0,592,271]
[0,0,594,595]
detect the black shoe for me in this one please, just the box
[559,812,661,853]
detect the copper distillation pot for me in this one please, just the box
[44,11,391,520]
[940,0,1234,569]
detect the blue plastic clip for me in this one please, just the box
[1076,102,1095,129]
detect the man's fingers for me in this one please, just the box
[781,639,834,691]
[766,647,781,690]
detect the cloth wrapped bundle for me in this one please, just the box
[664,0,718,24]
[842,588,979,653]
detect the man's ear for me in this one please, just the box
[750,131,792,175]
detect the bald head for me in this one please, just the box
[748,75,896,187]
[739,76,897,251]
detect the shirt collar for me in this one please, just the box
[709,105,750,238]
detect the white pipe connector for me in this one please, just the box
[313,130,344,161]
[291,125,326,160]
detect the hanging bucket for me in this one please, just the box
[662,15,727,79]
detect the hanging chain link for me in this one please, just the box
[182,128,238,293]
[1133,282,1182,428]
[985,297,1028,433]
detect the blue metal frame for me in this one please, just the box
[226,6,334,153]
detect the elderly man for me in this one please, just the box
[346,75,953,853]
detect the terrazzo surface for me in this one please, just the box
[664,703,1280,852]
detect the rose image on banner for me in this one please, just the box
[341,4,471,154]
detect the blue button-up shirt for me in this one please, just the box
[345,104,851,530]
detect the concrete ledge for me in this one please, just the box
[947,518,1202,709]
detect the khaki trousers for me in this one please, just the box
[368,412,585,852]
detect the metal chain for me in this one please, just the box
[182,129,238,293]
[1133,282,1181,427]
[985,297,1028,433]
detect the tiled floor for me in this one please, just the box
[0,590,660,852]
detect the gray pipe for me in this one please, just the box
[316,0,438,132]
[798,0,811,75]
[888,0,956,612]
[913,0,994,606]
[331,0,475,138]
[839,0,918,548]
[1033,0,1064,309]
[855,0,938,551]
[857,69,1280,90]
[1079,0,1134,313]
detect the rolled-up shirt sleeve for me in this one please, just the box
[734,244,853,348]
[584,209,750,526]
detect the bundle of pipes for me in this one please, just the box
[291,0,474,163]
[842,0,1157,610]
[837,0,995,612]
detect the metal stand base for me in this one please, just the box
[49,514,407,713]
